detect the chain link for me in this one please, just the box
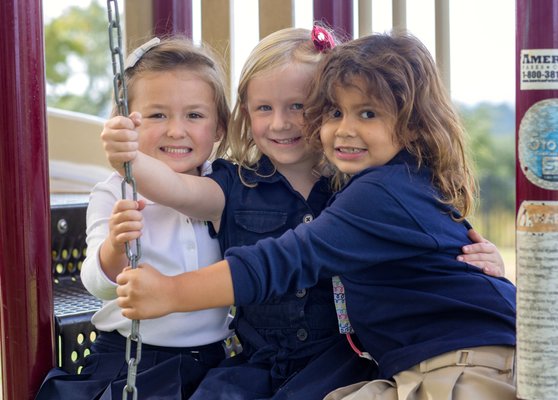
[107,1,142,399]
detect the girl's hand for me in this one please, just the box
[99,199,146,282]
[116,263,176,320]
[101,112,142,171]
[108,199,145,254]
[458,229,505,278]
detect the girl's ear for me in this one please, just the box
[215,125,225,142]
[240,104,248,117]
[405,126,419,143]
[240,104,252,133]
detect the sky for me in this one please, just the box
[43,0,516,106]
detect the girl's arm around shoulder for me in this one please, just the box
[125,152,225,223]
[459,229,506,278]
[116,260,234,319]
[102,113,225,222]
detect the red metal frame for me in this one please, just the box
[153,0,193,38]
[515,0,558,207]
[0,0,53,398]
[515,2,558,399]
[313,0,354,39]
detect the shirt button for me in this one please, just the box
[296,328,308,341]
[295,289,307,298]
[302,214,313,223]
[186,241,196,250]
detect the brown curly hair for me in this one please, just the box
[304,31,477,218]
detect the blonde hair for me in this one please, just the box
[305,32,477,218]
[118,35,230,139]
[216,26,336,178]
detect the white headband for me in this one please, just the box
[125,37,161,69]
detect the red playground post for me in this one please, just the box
[0,0,54,398]
[515,1,558,399]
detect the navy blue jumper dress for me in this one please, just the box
[190,156,377,400]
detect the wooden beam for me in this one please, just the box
[435,0,451,93]
[125,0,154,50]
[259,0,293,40]
[201,0,232,91]
[392,0,406,31]
[358,0,373,37]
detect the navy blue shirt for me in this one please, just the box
[226,151,516,379]
[208,156,341,378]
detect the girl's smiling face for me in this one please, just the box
[245,62,321,174]
[129,68,223,176]
[319,79,402,176]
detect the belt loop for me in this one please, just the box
[190,350,201,361]
[505,349,515,373]
[455,349,473,366]
[418,346,514,374]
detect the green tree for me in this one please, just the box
[44,1,112,117]
[459,102,516,246]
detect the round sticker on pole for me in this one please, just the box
[518,98,558,190]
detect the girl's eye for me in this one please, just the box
[330,108,342,118]
[257,105,272,112]
[148,113,166,119]
[187,112,203,119]
[361,110,376,119]
[291,103,303,111]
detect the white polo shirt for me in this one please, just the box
[81,164,231,347]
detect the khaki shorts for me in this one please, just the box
[324,345,516,400]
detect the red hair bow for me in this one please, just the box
[311,25,335,52]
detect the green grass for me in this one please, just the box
[501,246,516,283]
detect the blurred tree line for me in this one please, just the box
[44,1,112,117]
[460,103,515,247]
[44,2,516,247]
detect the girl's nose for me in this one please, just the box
[166,118,187,139]
[335,117,355,138]
[270,111,292,131]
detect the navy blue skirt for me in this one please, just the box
[35,331,226,400]
[190,335,378,400]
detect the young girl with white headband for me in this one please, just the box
[36,35,232,400]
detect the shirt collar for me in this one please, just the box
[342,149,417,187]
[239,155,282,184]
[200,160,213,176]
[239,155,332,196]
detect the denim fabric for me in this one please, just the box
[206,157,375,393]
[191,338,377,400]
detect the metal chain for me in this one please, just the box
[107,1,142,399]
